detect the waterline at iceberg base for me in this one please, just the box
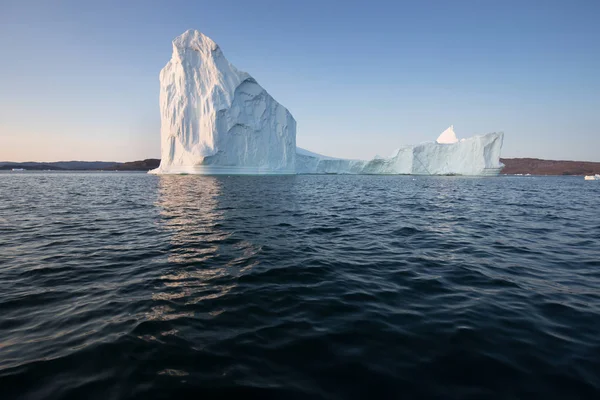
[150,30,504,176]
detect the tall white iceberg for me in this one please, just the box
[150,30,296,174]
[151,30,504,176]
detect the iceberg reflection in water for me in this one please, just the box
[151,176,265,323]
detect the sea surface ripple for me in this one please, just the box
[1,173,599,399]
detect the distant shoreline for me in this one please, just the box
[0,159,161,172]
[499,158,600,176]
[1,158,599,175]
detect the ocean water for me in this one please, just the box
[1,172,599,399]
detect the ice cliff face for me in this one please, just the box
[151,30,504,176]
[297,128,504,176]
[150,30,296,174]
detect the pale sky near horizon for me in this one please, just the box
[1,0,599,162]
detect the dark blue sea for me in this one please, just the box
[1,172,599,399]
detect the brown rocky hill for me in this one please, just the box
[501,158,600,175]
[110,159,161,171]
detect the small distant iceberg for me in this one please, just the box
[150,30,505,176]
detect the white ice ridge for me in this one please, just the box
[297,127,505,176]
[150,30,504,176]
[150,30,296,175]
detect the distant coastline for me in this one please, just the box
[0,159,160,172]
[1,158,599,175]
[499,158,600,176]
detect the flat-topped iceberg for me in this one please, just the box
[151,30,504,176]
[297,126,504,176]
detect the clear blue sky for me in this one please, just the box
[1,0,598,162]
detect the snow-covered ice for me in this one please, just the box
[151,30,504,176]
[297,128,504,176]
[150,30,296,175]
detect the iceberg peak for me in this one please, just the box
[436,125,459,144]
[173,29,219,53]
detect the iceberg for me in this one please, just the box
[297,127,504,176]
[151,30,504,176]
[150,30,296,175]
